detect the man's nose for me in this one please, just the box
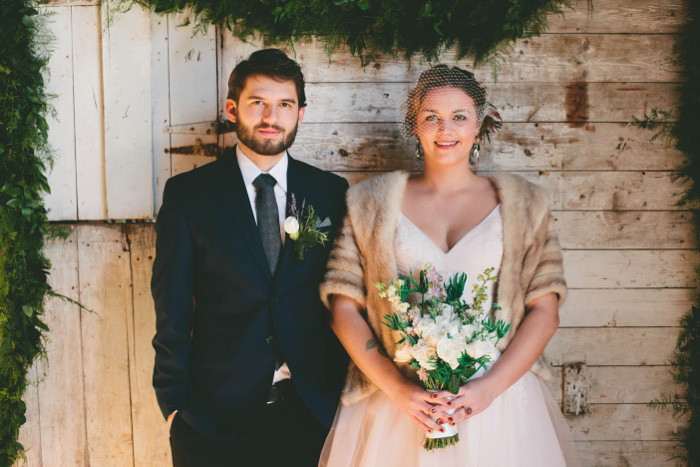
[262,104,278,124]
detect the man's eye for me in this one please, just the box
[253,101,264,105]
[454,114,467,121]
[281,102,292,108]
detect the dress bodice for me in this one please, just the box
[394,205,504,312]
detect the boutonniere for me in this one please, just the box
[284,194,332,260]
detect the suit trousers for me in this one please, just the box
[169,396,330,467]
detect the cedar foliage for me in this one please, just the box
[118,0,571,64]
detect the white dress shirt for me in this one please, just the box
[236,145,291,384]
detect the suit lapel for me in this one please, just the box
[212,152,273,282]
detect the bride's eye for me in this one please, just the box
[454,114,467,121]
[425,115,438,122]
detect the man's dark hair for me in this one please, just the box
[227,48,306,107]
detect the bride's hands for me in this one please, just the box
[434,376,499,425]
[388,380,449,433]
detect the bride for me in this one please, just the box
[318,65,580,466]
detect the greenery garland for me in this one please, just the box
[638,0,700,463]
[0,2,88,465]
[116,0,571,64]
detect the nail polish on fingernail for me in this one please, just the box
[432,393,438,399]
[448,417,453,422]
[428,430,432,433]
[431,408,436,414]
[466,407,473,415]
[439,428,445,433]
[450,423,455,426]
[447,401,452,406]
[437,419,444,425]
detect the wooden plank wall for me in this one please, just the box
[18,0,693,465]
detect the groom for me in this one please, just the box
[151,49,349,466]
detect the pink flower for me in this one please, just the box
[417,367,429,382]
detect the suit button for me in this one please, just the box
[266,336,276,346]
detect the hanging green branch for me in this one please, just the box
[0,2,77,465]
[641,1,700,463]
[115,0,571,65]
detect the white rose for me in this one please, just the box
[394,343,413,363]
[437,336,468,370]
[284,216,300,240]
[459,324,478,340]
[415,317,443,347]
[465,339,496,360]
[410,339,437,370]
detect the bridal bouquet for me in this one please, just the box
[377,265,510,451]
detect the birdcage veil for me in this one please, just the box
[397,65,502,144]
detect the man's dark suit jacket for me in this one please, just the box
[151,150,349,439]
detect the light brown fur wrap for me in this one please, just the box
[320,171,567,406]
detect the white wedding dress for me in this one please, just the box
[319,205,581,466]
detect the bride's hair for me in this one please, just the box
[399,65,501,141]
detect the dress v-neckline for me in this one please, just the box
[399,204,501,255]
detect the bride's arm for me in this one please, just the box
[330,294,446,433]
[439,292,559,423]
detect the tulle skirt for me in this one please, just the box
[319,370,580,467]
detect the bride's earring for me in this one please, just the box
[415,141,424,159]
[469,137,481,173]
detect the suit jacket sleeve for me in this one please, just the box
[151,177,194,419]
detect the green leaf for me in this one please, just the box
[357,0,370,10]
[22,305,34,317]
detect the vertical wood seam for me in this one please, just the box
[122,224,137,467]
[33,365,44,467]
[75,226,90,465]
[166,14,173,181]
[98,2,108,219]
[69,6,80,221]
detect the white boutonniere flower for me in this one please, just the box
[286,194,332,260]
[284,216,300,240]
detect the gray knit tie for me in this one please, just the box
[253,174,282,275]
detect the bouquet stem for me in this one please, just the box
[424,434,460,451]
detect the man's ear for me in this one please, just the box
[225,99,237,123]
[297,106,306,125]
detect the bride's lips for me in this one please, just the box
[434,141,458,149]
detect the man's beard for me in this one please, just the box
[234,119,299,156]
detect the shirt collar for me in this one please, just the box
[236,145,288,193]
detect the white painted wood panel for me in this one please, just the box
[42,7,77,221]
[37,227,87,465]
[546,327,679,366]
[73,5,106,220]
[77,225,134,466]
[282,122,687,173]
[128,225,171,466]
[547,366,679,405]
[15,366,42,467]
[167,10,218,177]
[101,3,153,219]
[221,34,682,84]
[568,404,686,441]
[561,288,693,327]
[301,82,679,123]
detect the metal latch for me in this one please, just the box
[163,121,235,157]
